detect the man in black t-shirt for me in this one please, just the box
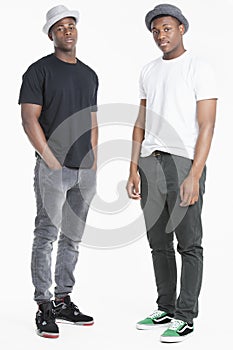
[19,5,98,339]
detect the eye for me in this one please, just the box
[164,27,171,32]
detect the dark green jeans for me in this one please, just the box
[139,152,206,323]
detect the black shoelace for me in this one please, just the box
[42,307,56,322]
[66,301,81,314]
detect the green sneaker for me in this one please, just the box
[136,310,174,330]
[160,319,194,342]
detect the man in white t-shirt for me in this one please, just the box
[126,4,217,343]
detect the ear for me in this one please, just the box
[48,32,53,41]
[179,24,185,35]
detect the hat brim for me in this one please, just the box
[145,10,189,33]
[43,10,80,34]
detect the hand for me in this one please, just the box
[180,174,199,207]
[49,164,62,171]
[126,172,141,200]
[46,159,62,171]
[91,162,97,171]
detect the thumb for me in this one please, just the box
[134,180,140,194]
[180,183,184,202]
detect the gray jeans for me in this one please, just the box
[139,152,206,323]
[32,157,96,303]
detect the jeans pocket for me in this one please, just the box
[39,159,63,174]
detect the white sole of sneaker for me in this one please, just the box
[160,332,193,343]
[136,323,170,330]
[36,329,59,339]
[56,319,94,326]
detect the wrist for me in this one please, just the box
[130,162,138,175]
[189,167,202,181]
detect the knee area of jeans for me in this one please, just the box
[150,242,175,254]
[152,248,175,256]
[59,234,81,249]
[33,234,58,248]
[177,244,203,256]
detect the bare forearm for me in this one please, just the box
[130,126,145,174]
[21,103,61,168]
[23,118,46,154]
[91,112,98,169]
[130,99,146,174]
[190,99,217,179]
[91,126,98,168]
[180,99,216,207]
[191,125,215,179]
[22,119,61,168]
[126,125,144,200]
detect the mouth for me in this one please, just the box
[65,38,74,43]
[159,41,169,48]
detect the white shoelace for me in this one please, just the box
[149,310,165,319]
[168,319,185,330]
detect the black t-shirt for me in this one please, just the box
[19,54,98,168]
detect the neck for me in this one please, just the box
[163,46,186,60]
[54,48,77,64]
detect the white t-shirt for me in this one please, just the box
[139,51,218,159]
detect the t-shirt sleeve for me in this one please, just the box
[90,74,99,112]
[139,68,147,99]
[18,64,44,105]
[194,60,218,101]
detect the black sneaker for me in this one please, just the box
[53,295,94,326]
[36,301,59,338]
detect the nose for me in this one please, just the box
[64,27,72,35]
[157,30,165,40]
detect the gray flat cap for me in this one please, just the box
[145,4,189,33]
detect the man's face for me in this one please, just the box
[49,17,78,51]
[151,16,185,59]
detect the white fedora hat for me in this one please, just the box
[43,5,80,34]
